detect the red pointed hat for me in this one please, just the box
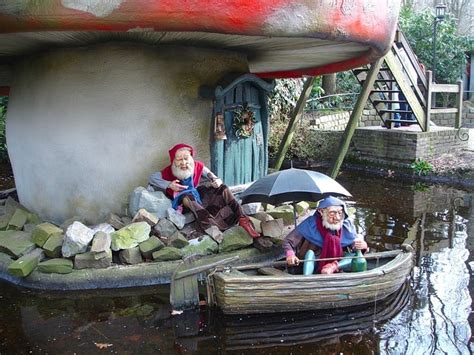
[168,143,195,163]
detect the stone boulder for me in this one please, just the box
[60,216,85,231]
[129,187,171,218]
[37,258,73,274]
[266,205,295,225]
[167,208,186,229]
[205,225,223,244]
[119,246,143,264]
[62,222,95,258]
[42,233,64,258]
[0,214,10,230]
[8,248,45,277]
[153,218,178,239]
[295,201,310,215]
[251,212,274,222]
[242,202,262,215]
[152,247,183,261]
[182,236,218,257]
[4,196,28,216]
[168,231,189,248]
[110,222,150,251]
[219,226,253,253]
[74,251,112,269]
[261,219,285,240]
[91,231,111,254]
[7,208,28,231]
[139,236,164,259]
[132,208,159,227]
[0,231,35,258]
[249,217,262,234]
[32,222,63,248]
[106,213,126,230]
[91,223,115,235]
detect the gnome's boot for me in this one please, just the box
[320,261,339,275]
[238,216,260,238]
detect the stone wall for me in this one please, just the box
[304,111,350,130]
[357,104,474,129]
[350,127,468,167]
[429,105,474,128]
[304,109,381,130]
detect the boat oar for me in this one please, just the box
[233,249,402,271]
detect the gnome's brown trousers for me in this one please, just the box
[182,184,244,231]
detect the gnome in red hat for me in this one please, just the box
[149,143,261,238]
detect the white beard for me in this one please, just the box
[171,160,194,181]
[321,213,343,231]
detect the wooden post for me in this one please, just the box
[273,76,315,171]
[328,58,383,179]
[455,79,463,129]
[425,70,432,132]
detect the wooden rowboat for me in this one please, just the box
[209,246,413,315]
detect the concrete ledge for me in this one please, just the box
[0,247,283,291]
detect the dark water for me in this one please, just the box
[0,173,473,354]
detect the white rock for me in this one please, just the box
[242,202,262,215]
[62,221,95,258]
[91,223,115,234]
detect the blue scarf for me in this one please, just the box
[171,176,202,209]
[296,212,357,248]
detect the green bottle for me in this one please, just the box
[351,249,367,272]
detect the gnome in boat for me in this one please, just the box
[283,196,368,275]
[148,143,261,238]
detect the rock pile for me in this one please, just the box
[0,187,311,278]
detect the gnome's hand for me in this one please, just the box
[170,180,188,192]
[211,178,223,189]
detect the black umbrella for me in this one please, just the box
[240,168,352,227]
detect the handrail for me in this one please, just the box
[425,70,463,130]
[395,29,427,90]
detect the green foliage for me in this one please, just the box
[336,70,360,96]
[399,7,472,84]
[0,97,8,163]
[268,117,341,161]
[410,158,434,176]
[411,182,430,192]
[267,78,303,121]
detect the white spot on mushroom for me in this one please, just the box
[263,4,317,36]
[61,0,124,17]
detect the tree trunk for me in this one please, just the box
[322,73,336,96]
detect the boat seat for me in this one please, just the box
[257,267,291,276]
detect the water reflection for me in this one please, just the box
[0,176,473,354]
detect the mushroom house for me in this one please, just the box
[0,0,401,223]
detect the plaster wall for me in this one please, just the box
[6,43,248,224]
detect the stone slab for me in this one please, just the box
[32,223,63,248]
[42,233,64,258]
[74,251,112,269]
[37,258,73,274]
[139,236,165,259]
[8,248,44,277]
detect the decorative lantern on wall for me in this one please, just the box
[214,113,227,140]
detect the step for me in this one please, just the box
[375,79,396,83]
[353,68,391,75]
[379,109,413,114]
[371,89,400,93]
[384,118,418,123]
[373,100,407,105]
